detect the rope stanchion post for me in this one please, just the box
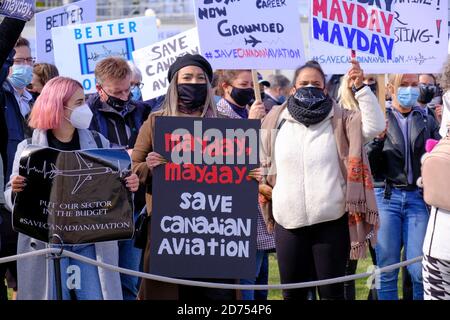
[50,234,65,301]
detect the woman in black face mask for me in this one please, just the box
[26,63,59,101]
[216,69,266,120]
[131,54,243,301]
[259,60,385,301]
[214,70,274,301]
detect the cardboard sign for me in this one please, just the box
[311,0,449,74]
[0,0,34,21]
[52,16,158,94]
[311,0,395,59]
[35,0,97,64]
[13,146,134,244]
[193,0,306,69]
[133,28,200,100]
[150,117,260,279]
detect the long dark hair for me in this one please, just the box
[292,60,326,88]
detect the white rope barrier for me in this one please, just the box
[0,248,423,290]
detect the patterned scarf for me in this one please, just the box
[287,87,333,127]
[338,109,379,259]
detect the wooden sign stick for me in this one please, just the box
[251,70,262,103]
[377,74,386,115]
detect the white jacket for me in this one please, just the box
[440,91,450,137]
[423,207,450,261]
[272,86,385,229]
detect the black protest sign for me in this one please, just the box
[13,146,134,244]
[150,117,260,279]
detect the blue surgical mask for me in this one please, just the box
[8,65,33,89]
[131,86,142,101]
[397,86,420,109]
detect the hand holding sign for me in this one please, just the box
[348,59,364,89]
[146,152,167,171]
[124,173,139,192]
[249,100,266,120]
[11,175,26,193]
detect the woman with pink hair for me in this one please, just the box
[4,77,139,300]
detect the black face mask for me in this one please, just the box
[177,83,208,114]
[418,84,436,104]
[368,83,377,95]
[230,87,255,106]
[102,88,130,109]
[287,86,333,127]
[30,91,40,101]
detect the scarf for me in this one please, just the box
[342,110,379,259]
[228,100,249,119]
[287,88,333,127]
[261,103,379,260]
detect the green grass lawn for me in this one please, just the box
[268,253,403,300]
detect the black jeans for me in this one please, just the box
[275,214,350,300]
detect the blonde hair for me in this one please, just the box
[159,70,217,118]
[387,73,404,91]
[95,57,131,85]
[338,73,380,111]
[438,60,450,91]
[337,74,359,111]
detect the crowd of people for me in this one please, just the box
[1,12,450,301]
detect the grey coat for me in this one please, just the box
[4,129,123,300]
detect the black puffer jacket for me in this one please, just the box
[366,106,441,188]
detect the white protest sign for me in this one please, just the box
[133,28,200,100]
[311,0,395,59]
[52,16,158,94]
[310,0,448,74]
[193,0,305,69]
[35,0,97,64]
[158,28,182,41]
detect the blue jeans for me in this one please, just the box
[54,244,103,300]
[240,250,268,300]
[374,187,429,300]
[118,210,143,300]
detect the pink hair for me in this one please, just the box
[29,77,83,130]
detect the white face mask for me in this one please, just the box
[65,104,93,129]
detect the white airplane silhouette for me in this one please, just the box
[50,152,121,195]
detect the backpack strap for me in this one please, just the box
[90,130,103,148]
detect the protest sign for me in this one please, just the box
[0,0,34,21]
[150,117,259,279]
[158,28,182,41]
[133,28,200,100]
[13,146,134,244]
[311,0,395,59]
[193,0,306,69]
[35,0,97,64]
[52,16,158,94]
[310,0,449,74]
